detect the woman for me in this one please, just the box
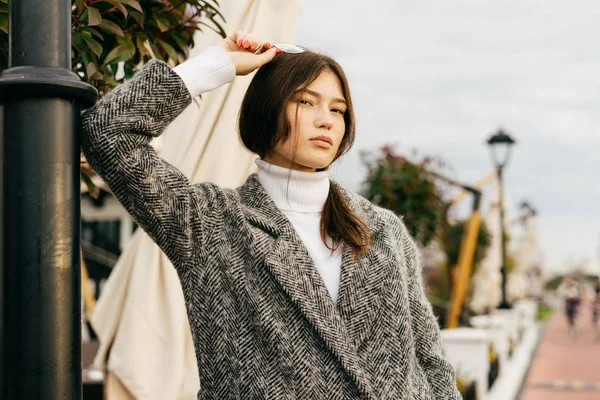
[561,277,582,337]
[82,32,461,399]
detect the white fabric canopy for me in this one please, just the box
[507,216,538,302]
[90,2,302,399]
[469,184,503,314]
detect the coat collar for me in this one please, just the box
[237,174,390,398]
[237,173,386,237]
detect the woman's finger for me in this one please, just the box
[224,32,270,54]
[235,31,247,48]
[255,42,272,54]
[250,39,261,51]
[249,36,262,51]
[230,31,241,47]
[244,34,255,49]
[243,34,256,50]
[240,36,249,49]
[256,47,278,64]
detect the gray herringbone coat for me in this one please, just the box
[81,59,461,400]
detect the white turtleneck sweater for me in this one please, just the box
[173,46,342,302]
[255,160,342,302]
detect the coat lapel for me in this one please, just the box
[334,182,391,347]
[237,174,373,398]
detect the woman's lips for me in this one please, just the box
[310,136,333,148]
[310,139,333,149]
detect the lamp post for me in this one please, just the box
[487,128,516,309]
[0,1,97,399]
[519,201,537,218]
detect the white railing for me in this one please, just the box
[440,299,540,400]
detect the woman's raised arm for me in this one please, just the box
[81,33,278,272]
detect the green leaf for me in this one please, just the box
[81,50,92,65]
[0,14,7,35]
[96,0,128,17]
[102,72,119,87]
[72,33,89,54]
[103,46,126,65]
[201,1,226,22]
[90,70,104,83]
[98,20,124,37]
[81,52,98,78]
[210,16,227,38]
[135,34,147,57]
[86,6,102,26]
[80,172,100,199]
[116,35,135,48]
[199,20,225,39]
[80,31,104,57]
[104,36,135,65]
[149,41,161,60]
[80,26,104,40]
[123,64,136,79]
[0,3,7,13]
[116,0,143,13]
[172,34,190,57]
[156,17,170,33]
[157,39,178,63]
[129,9,144,28]
[86,62,98,79]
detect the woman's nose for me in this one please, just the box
[315,108,333,129]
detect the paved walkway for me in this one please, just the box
[520,303,600,400]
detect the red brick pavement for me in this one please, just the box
[519,303,600,400]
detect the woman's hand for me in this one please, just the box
[215,32,280,76]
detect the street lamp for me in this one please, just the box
[0,0,97,398]
[519,201,537,220]
[487,128,516,309]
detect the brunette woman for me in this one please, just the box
[82,32,461,399]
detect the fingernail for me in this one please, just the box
[243,40,249,47]
[276,49,282,55]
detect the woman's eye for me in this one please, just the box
[299,99,312,105]
[331,108,345,114]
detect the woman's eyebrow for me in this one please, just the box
[302,89,347,105]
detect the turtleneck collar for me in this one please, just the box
[255,159,330,213]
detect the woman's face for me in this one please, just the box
[265,69,347,172]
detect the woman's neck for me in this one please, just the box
[262,153,316,172]
[255,159,330,212]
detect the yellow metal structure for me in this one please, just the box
[81,249,96,318]
[444,171,497,328]
[450,171,497,204]
[423,170,498,329]
[445,210,482,328]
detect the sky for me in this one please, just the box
[295,0,600,273]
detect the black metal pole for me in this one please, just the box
[0,0,97,399]
[497,166,510,309]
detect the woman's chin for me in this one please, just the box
[296,158,333,172]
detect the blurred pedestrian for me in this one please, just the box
[592,282,600,340]
[560,276,583,337]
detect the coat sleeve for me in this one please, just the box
[398,221,462,399]
[81,59,223,274]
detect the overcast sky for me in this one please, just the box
[295,1,600,272]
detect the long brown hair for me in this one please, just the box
[239,51,370,258]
